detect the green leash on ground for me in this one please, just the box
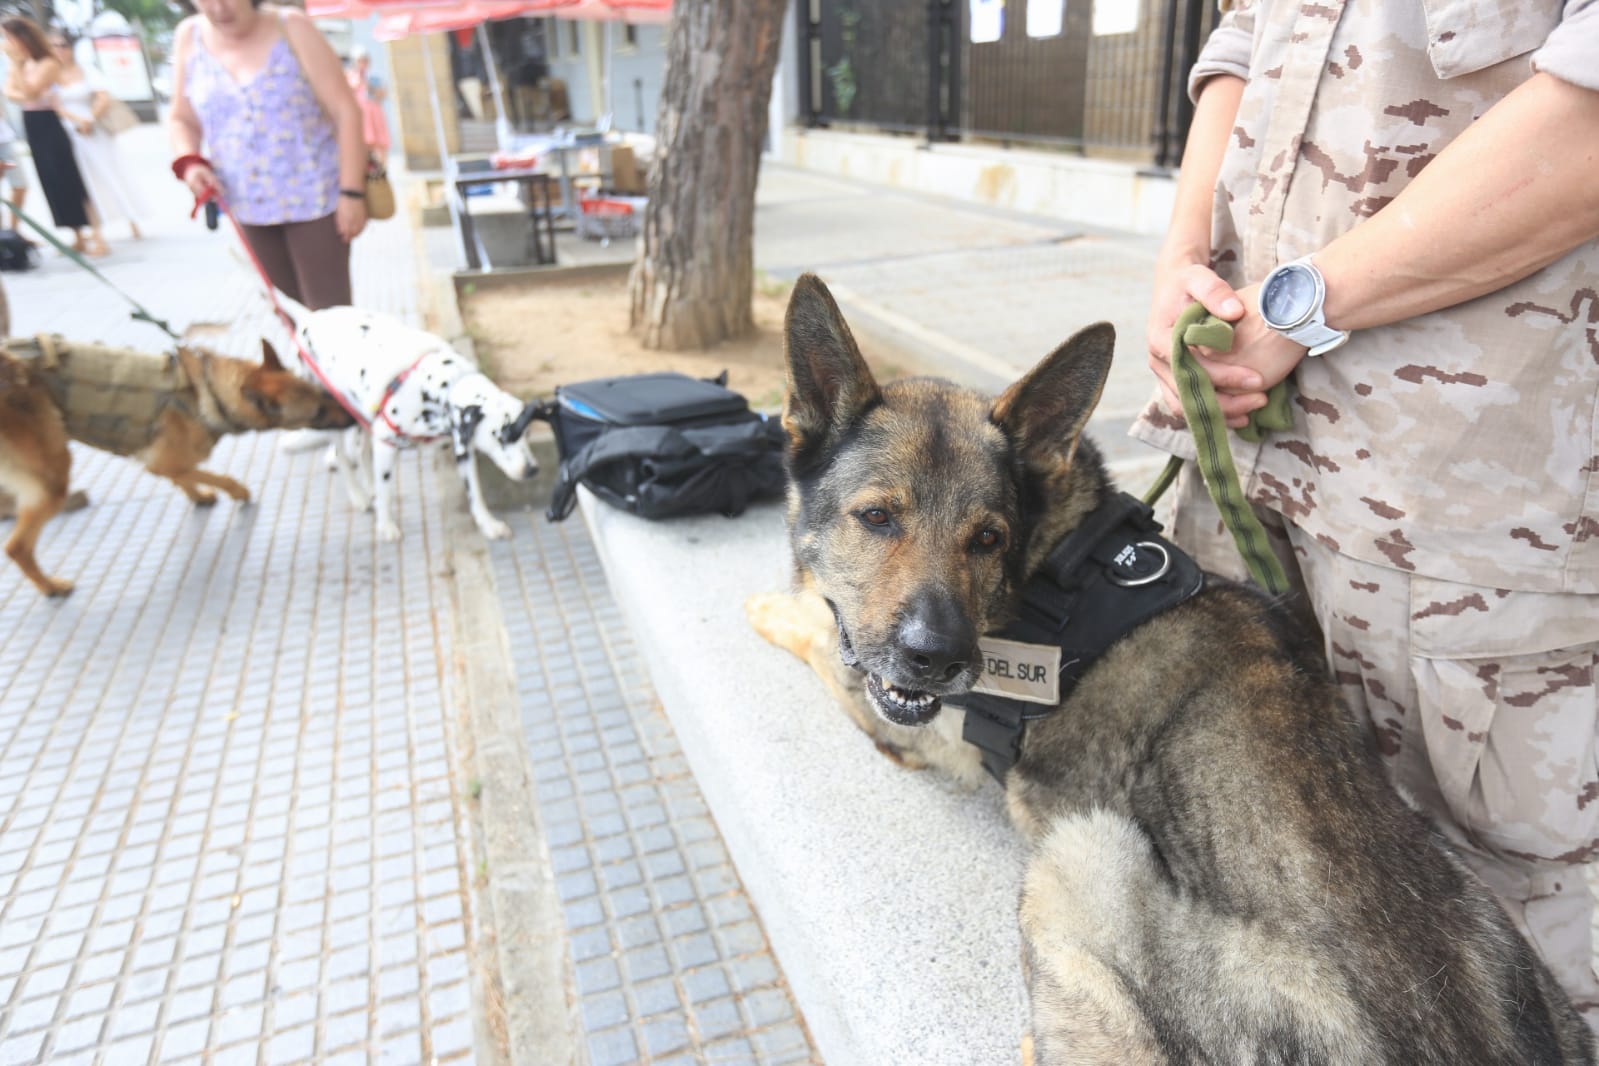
[8,202,181,341]
[1142,301,1291,596]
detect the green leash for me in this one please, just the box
[8,201,181,341]
[1142,301,1291,596]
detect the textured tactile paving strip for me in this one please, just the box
[489,514,820,1065]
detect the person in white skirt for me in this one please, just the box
[49,29,143,247]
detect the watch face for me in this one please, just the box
[1262,264,1317,329]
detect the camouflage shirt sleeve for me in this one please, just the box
[1187,0,1255,103]
[1532,0,1599,91]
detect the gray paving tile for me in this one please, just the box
[579,1022,635,1066]
[693,996,746,1042]
[580,991,630,1033]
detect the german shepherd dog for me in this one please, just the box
[0,336,352,597]
[746,275,1594,1065]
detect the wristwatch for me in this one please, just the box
[1259,257,1349,357]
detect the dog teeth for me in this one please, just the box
[884,682,934,707]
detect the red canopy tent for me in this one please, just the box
[304,0,672,32]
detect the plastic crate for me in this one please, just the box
[575,195,647,242]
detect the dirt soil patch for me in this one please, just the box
[461,270,924,412]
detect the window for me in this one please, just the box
[623,23,639,49]
[548,17,561,58]
[1092,0,1138,35]
[1027,0,1065,38]
[568,20,582,54]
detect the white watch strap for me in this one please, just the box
[1286,319,1348,357]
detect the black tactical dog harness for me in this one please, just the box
[953,491,1206,782]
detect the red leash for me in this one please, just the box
[191,179,443,442]
[191,183,372,431]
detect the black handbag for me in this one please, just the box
[0,230,38,273]
[541,371,787,522]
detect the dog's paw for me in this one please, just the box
[43,577,75,598]
[476,516,512,541]
[744,592,818,657]
[191,490,218,507]
[376,520,403,543]
[347,491,374,513]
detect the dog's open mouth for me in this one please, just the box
[865,673,942,726]
[828,600,948,727]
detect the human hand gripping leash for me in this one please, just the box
[1142,301,1292,597]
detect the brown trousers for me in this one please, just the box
[240,212,351,311]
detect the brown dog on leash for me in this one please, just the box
[0,335,352,597]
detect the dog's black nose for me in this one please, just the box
[895,592,974,683]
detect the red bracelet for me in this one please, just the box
[171,153,211,182]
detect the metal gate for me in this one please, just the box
[797,0,1219,166]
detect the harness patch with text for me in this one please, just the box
[971,636,1065,706]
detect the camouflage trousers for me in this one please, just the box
[1167,466,1599,1031]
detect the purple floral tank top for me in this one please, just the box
[184,24,339,226]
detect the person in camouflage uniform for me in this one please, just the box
[1133,0,1599,1031]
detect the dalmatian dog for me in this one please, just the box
[276,299,539,542]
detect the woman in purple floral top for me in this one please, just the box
[168,0,366,309]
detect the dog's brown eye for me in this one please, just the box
[860,508,891,528]
[973,528,1004,552]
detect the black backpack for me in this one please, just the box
[542,371,787,522]
[0,230,38,273]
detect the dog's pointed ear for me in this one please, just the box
[990,322,1115,472]
[260,339,284,372]
[782,273,880,470]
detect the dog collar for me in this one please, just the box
[950,490,1205,782]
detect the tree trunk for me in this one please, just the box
[629,0,787,351]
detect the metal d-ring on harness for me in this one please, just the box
[953,304,1290,782]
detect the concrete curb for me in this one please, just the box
[437,450,585,1066]
[412,185,583,1066]
[454,260,633,297]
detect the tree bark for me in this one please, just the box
[629,0,787,351]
